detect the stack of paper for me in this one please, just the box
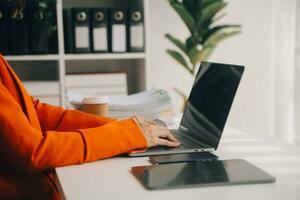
[65,73,128,97]
[23,81,60,106]
[67,88,176,125]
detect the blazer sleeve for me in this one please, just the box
[0,85,147,173]
[31,98,115,132]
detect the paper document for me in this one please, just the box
[67,88,176,124]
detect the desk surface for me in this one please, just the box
[56,128,300,200]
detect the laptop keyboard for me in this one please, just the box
[172,131,201,150]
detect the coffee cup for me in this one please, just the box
[82,96,110,117]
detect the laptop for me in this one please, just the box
[129,61,245,157]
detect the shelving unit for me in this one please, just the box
[4,0,150,107]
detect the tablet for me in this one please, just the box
[131,159,275,190]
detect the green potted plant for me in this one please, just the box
[165,0,241,109]
[166,0,241,75]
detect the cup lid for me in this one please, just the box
[82,96,110,104]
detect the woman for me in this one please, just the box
[0,2,179,199]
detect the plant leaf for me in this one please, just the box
[197,45,215,61]
[212,12,226,22]
[185,36,195,50]
[166,49,192,73]
[187,45,215,66]
[196,1,227,31]
[202,25,241,42]
[203,30,241,48]
[169,0,196,33]
[187,47,201,65]
[202,1,227,22]
[183,0,198,18]
[201,0,223,9]
[165,34,188,54]
[194,0,223,20]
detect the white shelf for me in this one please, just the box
[5,55,60,61]
[8,0,149,107]
[64,53,146,61]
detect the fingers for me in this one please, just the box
[152,126,179,142]
[151,127,180,146]
[136,117,181,148]
[156,138,180,147]
[166,132,180,143]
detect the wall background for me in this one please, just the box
[148,0,276,136]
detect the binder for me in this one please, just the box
[0,7,9,55]
[29,9,49,54]
[63,9,74,53]
[47,6,58,54]
[128,8,144,52]
[72,8,91,53]
[9,9,29,55]
[90,8,109,53]
[110,9,127,53]
[48,28,58,54]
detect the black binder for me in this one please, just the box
[0,7,9,55]
[128,8,144,52]
[48,28,58,54]
[63,9,73,53]
[48,8,58,54]
[72,8,91,53]
[110,9,127,53]
[90,8,109,53]
[9,9,29,55]
[29,9,49,54]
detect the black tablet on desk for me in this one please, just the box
[131,159,275,190]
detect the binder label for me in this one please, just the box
[112,24,126,52]
[130,25,144,48]
[75,26,89,48]
[93,27,107,51]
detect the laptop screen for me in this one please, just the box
[180,62,244,149]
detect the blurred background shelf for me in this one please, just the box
[4,0,149,106]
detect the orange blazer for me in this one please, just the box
[0,55,147,199]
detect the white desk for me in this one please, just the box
[56,128,300,200]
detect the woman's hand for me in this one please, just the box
[133,116,180,148]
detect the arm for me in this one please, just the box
[0,85,147,173]
[32,98,115,132]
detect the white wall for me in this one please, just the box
[295,1,300,145]
[148,0,276,135]
[271,0,297,143]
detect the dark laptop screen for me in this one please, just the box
[180,62,244,149]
